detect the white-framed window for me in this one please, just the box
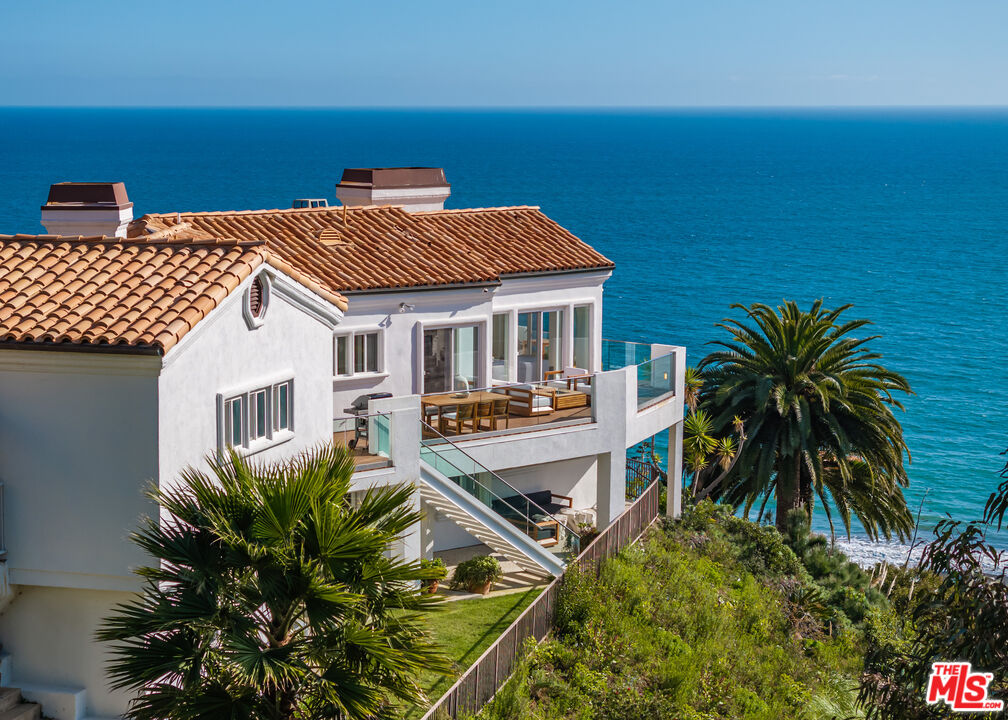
[334,330,383,377]
[224,396,244,448]
[219,378,294,453]
[274,380,292,431]
[250,388,268,441]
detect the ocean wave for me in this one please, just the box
[828,536,924,569]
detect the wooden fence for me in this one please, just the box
[421,480,662,720]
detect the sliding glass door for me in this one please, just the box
[423,325,480,393]
[516,310,563,382]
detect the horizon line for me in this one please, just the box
[2,104,1008,112]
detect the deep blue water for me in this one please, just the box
[2,108,1006,545]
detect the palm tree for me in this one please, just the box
[699,300,914,541]
[683,409,744,500]
[99,444,450,720]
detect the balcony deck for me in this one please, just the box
[333,433,390,472]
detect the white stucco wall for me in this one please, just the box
[498,456,597,510]
[0,350,159,589]
[158,269,340,487]
[0,585,134,717]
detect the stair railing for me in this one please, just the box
[420,421,581,559]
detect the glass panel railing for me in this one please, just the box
[601,339,653,371]
[370,412,391,457]
[420,375,594,440]
[333,411,392,470]
[636,352,676,409]
[420,422,581,559]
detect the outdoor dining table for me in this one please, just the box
[421,390,503,431]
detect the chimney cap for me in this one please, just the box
[336,167,449,191]
[42,182,132,211]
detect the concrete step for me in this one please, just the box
[0,703,40,720]
[18,685,85,720]
[0,689,19,713]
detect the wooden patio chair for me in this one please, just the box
[474,400,493,431]
[439,402,476,435]
[479,397,510,431]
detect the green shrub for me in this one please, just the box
[479,512,863,720]
[421,556,447,582]
[450,555,502,592]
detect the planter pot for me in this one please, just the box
[467,580,493,595]
[423,579,440,595]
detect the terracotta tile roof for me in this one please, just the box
[0,235,347,353]
[133,204,613,293]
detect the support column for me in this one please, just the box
[368,394,423,563]
[596,450,626,528]
[667,420,683,518]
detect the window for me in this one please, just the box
[423,325,480,393]
[224,397,244,448]
[334,330,382,377]
[275,381,292,431]
[573,305,591,370]
[336,335,349,375]
[492,313,510,381]
[220,379,294,452]
[516,310,563,382]
[354,332,379,373]
[250,389,268,441]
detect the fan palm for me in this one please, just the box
[98,443,450,720]
[699,300,914,540]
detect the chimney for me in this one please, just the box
[40,182,133,237]
[334,168,450,212]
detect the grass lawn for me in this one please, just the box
[415,586,543,714]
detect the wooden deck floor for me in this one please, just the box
[333,433,390,471]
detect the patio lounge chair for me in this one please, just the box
[545,366,591,391]
[491,384,554,417]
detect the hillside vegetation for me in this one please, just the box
[475,503,899,720]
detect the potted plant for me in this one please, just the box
[578,521,599,548]
[449,555,502,595]
[420,557,447,595]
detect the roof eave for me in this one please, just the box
[0,340,164,356]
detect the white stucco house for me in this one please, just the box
[0,170,684,719]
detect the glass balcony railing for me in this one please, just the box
[333,411,392,471]
[636,352,676,409]
[601,338,653,371]
[421,422,581,559]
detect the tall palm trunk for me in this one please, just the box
[775,454,802,532]
[799,462,814,521]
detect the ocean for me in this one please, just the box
[2,107,1006,553]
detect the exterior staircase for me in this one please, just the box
[0,688,40,720]
[419,424,578,578]
[418,484,552,576]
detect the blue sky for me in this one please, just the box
[2,0,1006,107]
